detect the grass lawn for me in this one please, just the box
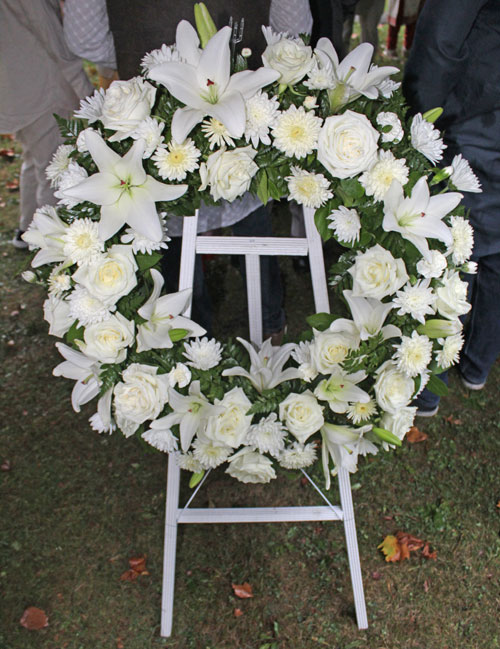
[1,43,499,648]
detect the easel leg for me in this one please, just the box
[160,455,181,637]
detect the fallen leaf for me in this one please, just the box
[396,531,424,552]
[0,148,15,160]
[371,570,382,580]
[116,637,124,649]
[120,569,139,582]
[234,608,244,617]
[6,179,19,191]
[378,535,404,562]
[424,579,430,593]
[444,415,462,425]
[232,582,253,599]
[20,607,49,630]
[421,542,437,560]
[406,426,428,443]
[120,556,149,581]
[1,459,11,471]
[496,500,500,509]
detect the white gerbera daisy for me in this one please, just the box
[121,213,170,253]
[393,279,436,324]
[435,332,464,369]
[54,162,89,208]
[279,442,317,469]
[328,206,361,244]
[74,88,106,123]
[201,118,235,149]
[152,139,201,181]
[244,91,280,147]
[446,154,481,193]
[272,105,322,159]
[448,215,474,265]
[183,337,223,370]
[131,117,165,158]
[394,331,433,377]
[193,435,232,469]
[360,151,409,201]
[376,111,404,143]
[416,250,448,279]
[245,413,286,457]
[142,427,179,453]
[141,44,180,74]
[62,218,103,266]
[286,167,333,209]
[46,145,74,188]
[67,286,112,326]
[175,451,203,473]
[410,113,446,164]
[48,266,72,296]
[346,399,377,424]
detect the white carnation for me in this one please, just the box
[376,112,404,143]
[193,433,232,469]
[448,215,474,265]
[167,362,192,388]
[142,427,178,453]
[416,250,448,279]
[175,451,203,473]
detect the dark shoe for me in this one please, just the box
[459,372,485,391]
[263,326,287,346]
[415,404,439,418]
[11,229,28,249]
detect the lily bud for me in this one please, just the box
[194,3,217,48]
[372,426,402,447]
[422,107,443,123]
[430,166,452,185]
[417,318,462,339]
[21,270,37,283]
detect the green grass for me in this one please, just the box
[1,104,500,649]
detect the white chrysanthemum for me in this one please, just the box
[279,442,317,469]
[244,91,280,147]
[394,331,433,377]
[376,111,404,143]
[74,88,106,123]
[448,215,474,265]
[193,435,232,469]
[463,260,478,274]
[346,399,377,424]
[67,286,112,326]
[286,167,333,209]
[328,206,361,244]
[183,337,223,370]
[446,154,481,193]
[416,250,448,279]
[54,162,89,208]
[89,412,115,435]
[304,57,334,90]
[201,118,235,149]
[131,117,165,158]
[48,266,72,296]
[121,213,170,253]
[142,428,179,453]
[245,413,286,457]
[62,218,103,266]
[175,451,203,473]
[360,151,409,201]
[46,145,74,188]
[272,105,322,159]
[291,341,317,382]
[152,139,201,181]
[410,114,446,164]
[393,279,436,324]
[378,77,401,98]
[141,44,181,73]
[435,332,464,369]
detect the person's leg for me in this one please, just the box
[359,0,385,51]
[413,372,448,416]
[385,24,399,54]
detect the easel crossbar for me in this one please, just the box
[176,505,343,524]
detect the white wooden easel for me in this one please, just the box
[160,207,368,637]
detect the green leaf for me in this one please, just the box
[189,471,205,488]
[306,312,335,331]
[256,170,269,205]
[65,320,84,344]
[314,208,332,241]
[135,251,162,272]
[339,177,365,200]
[169,328,189,343]
[427,374,449,396]
[372,426,402,447]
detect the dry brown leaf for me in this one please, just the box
[406,426,428,443]
[421,542,437,560]
[444,415,462,425]
[1,459,11,471]
[496,500,500,509]
[6,179,19,191]
[371,570,382,580]
[116,637,124,649]
[424,579,430,593]
[120,556,148,581]
[396,531,424,552]
[234,608,244,617]
[20,607,49,630]
[232,582,253,598]
[0,148,15,160]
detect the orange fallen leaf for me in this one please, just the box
[0,148,15,160]
[444,415,462,425]
[6,179,19,191]
[378,535,403,562]
[20,607,49,630]
[396,531,424,552]
[421,542,437,560]
[232,582,253,598]
[234,608,244,617]
[120,556,149,581]
[406,426,428,443]
[116,637,124,649]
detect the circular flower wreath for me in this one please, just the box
[23,16,481,489]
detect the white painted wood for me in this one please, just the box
[160,209,368,637]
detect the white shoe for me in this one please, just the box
[460,373,485,391]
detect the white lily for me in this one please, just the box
[314,367,370,414]
[343,290,401,341]
[383,178,462,261]
[313,40,398,110]
[59,130,187,242]
[321,422,373,488]
[148,21,279,142]
[53,342,101,412]
[136,269,206,351]
[149,380,225,452]
[222,337,302,392]
[22,206,68,268]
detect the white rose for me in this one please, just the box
[100,78,156,141]
[349,244,409,299]
[262,37,313,85]
[374,361,415,414]
[318,110,379,179]
[379,406,416,448]
[199,146,258,202]
[43,295,73,337]
[310,319,360,374]
[226,448,276,484]
[205,387,253,448]
[113,363,169,437]
[76,313,135,363]
[435,270,471,320]
[72,245,138,307]
[279,390,324,443]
